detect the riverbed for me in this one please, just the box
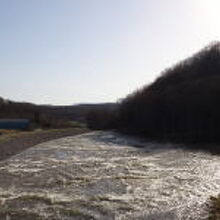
[0,131,219,219]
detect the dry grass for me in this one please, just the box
[209,196,220,220]
[0,129,22,142]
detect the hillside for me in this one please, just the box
[0,97,118,129]
[39,103,118,123]
[0,98,36,119]
[118,42,220,143]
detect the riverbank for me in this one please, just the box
[0,127,89,161]
[209,196,220,220]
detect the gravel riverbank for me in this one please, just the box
[0,128,89,161]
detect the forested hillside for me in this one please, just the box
[118,42,220,143]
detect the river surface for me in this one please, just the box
[0,131,220,220]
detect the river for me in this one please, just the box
[0,131,219,219]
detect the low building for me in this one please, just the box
[0,119,30,130]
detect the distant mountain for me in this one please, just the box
[39,103,118,123]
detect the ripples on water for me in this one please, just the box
[0,131,220,219]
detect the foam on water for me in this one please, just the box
[0,131,219,219]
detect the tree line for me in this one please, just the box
[87,42,220,144]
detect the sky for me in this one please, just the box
[0,0,220,105]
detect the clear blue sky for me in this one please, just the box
[0,0,219,105]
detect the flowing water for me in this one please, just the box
[0,131,220,219]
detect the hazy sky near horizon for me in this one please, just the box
[0,0,220,105]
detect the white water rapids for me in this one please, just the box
[0,131,220,219]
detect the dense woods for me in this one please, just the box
[86,105,118,130]
[117,42,220,143]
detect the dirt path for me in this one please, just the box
[0,131,220,219]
